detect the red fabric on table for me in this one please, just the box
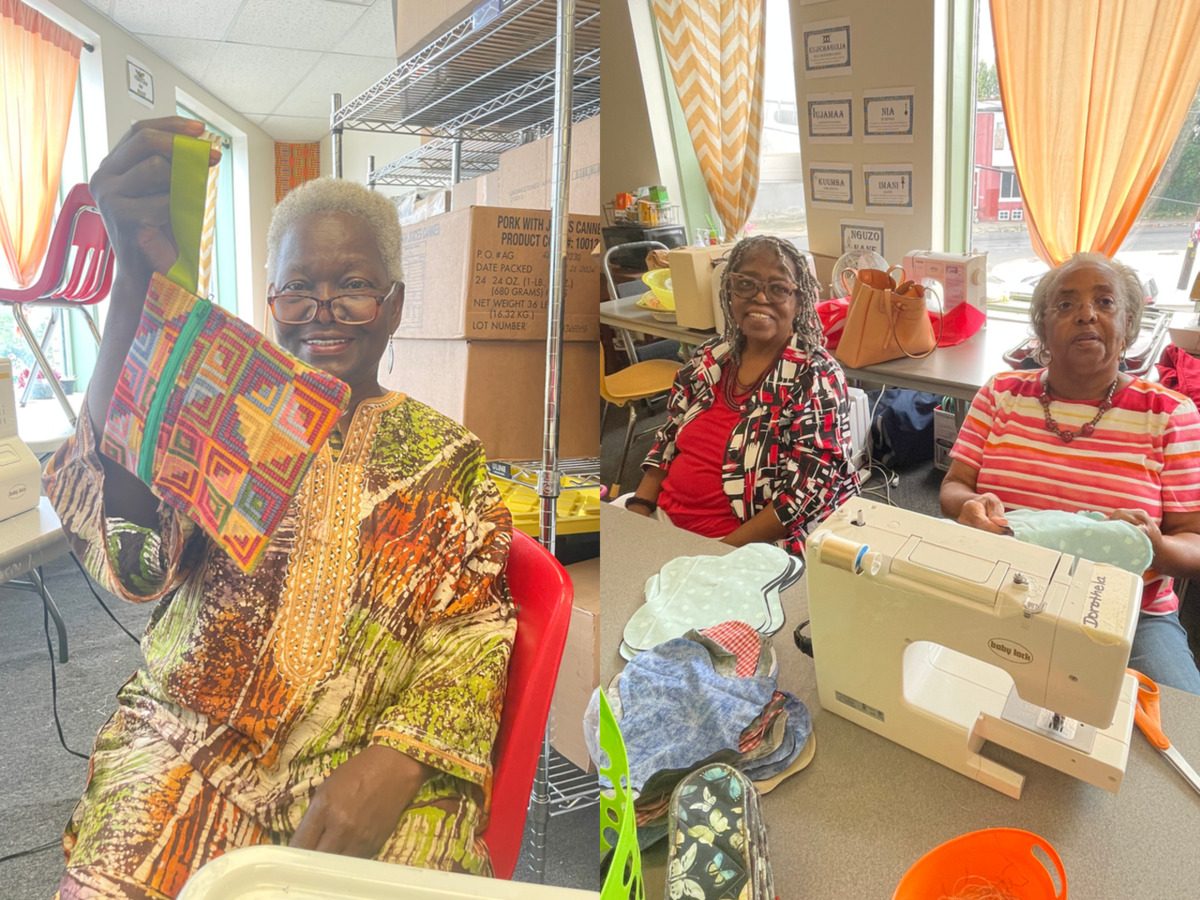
[698,620,765,679]
[1157,343,1200,405]
[819,295,985,351]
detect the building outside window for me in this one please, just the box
[972,0,1200,310]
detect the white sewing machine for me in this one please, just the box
[0,358,41,521]
[806,498,1140,799]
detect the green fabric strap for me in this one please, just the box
[164,134,210,295]
[137,298,213,482]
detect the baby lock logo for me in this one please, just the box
[1083,574,1106,628]
[988,638,1033,665]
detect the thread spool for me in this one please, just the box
[816,534,870,574]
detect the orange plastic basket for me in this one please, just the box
[893,828,1067,900]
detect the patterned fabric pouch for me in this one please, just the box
[666,763,774,900]
[101,135,350,572]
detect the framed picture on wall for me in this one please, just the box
[126,57,155,109]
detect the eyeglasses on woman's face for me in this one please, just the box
[728,272,797,304]
[268,282,397,326]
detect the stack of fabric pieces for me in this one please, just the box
[590,620,814,838]
[620,544,802,659]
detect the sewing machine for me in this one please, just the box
[0,358,41,521]
[806,498,1140,799]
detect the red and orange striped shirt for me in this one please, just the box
[950,370,1200,615]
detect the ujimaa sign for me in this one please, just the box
[806,93,853,142]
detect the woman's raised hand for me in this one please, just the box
[88,117,220,296]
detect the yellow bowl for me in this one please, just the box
[640,268,675,311]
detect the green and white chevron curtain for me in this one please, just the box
[651,0,766,239]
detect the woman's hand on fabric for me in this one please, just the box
[1106,508,1164,555]
[956,493,1009,533]
[88,116,220,293]
[290,745,432,859]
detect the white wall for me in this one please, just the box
[789,0,943,262]
[600,2,661,202]
[28,0,277,326]
[319,130,422,200]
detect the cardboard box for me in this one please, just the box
[398,205,601,342]
[494,116,600,215]
[496,137,549,210]
[667,243,735,331]
[550,557,599,772]
[450,176,485,210]
[381,339,599,460]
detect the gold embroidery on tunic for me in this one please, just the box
[274,395,393,686]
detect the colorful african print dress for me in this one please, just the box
[44,392,515,899]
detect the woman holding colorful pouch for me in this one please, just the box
[45,118,516,896]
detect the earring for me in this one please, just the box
[387,340,395,375]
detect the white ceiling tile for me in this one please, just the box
[258,115,331,142]
[271,53,394,118]
[201,43,323,117]
[112,0,244,40]
[226,0,363,52]
[81,0,115,15]
[131,35,220,85]
[333,0,395,57]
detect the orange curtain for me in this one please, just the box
[0,0,82,287]
[992,0,1200,265]
[651,0,765,239]
[274,142,321,203]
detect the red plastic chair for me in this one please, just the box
[0,183,114,424]
[481,529,575,880]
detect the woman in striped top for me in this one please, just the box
[941,253,1200,693]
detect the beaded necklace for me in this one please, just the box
[722,355,775,409]
[1038,376,1119,443]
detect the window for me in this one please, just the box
[0,43,91,402]
[971,0,1200,310]
[177,103,239,314]
[999,170,1021,200]
[743,0,806,243]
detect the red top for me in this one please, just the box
[658,373,744,538]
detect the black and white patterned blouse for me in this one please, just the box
[644,335,860,556]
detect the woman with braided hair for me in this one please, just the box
[625,235,860,556]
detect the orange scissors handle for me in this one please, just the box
[1129,668,1171,751]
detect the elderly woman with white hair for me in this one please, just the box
[941,252,1200,692]
[45,118,515,896]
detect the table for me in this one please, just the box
[838,315,1032,403]
[601,295,1034,404]
[0,496,71,661]
[602,503,1200,899]
[600,294,718,346]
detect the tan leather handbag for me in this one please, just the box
[834,267,940,368]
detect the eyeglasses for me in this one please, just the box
[267,283,397,326]
[728,273,797,304]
